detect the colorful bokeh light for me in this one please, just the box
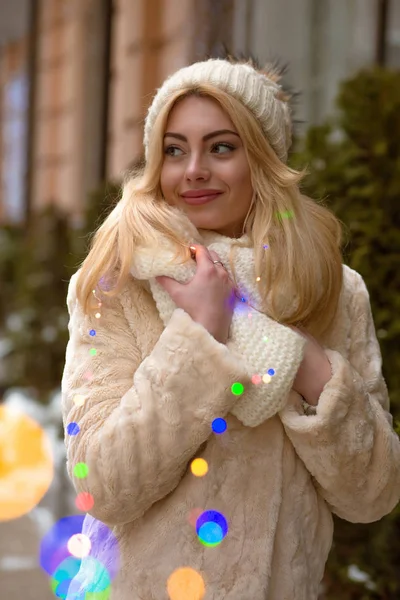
[75,492,94,512]
[190,458,208,477]
[67,422,80,436]
[211,418,227,434]
[40,514,120,598]
[231,383,244,396]
[196,510,228,547]
[51,556,111,599]
[167,567,205,600]
[198,522,224,547]
[40,515,85,577]
[73,463,89,479]
[73,395,86,407]
[67,533,92,558]
[188,508,203,529]
[0,406,53,521]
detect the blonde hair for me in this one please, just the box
[75,83,347,339]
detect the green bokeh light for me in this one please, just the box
[73,463,89,479]
[231,382,244,396]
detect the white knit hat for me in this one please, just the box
[143,58,292,163]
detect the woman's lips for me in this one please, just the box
[181,192,223,205]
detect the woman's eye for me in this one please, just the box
[211,142,235,154]
[164,142,235,157]
[164,146,183,157]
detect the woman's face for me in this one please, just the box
[160,95,253,238]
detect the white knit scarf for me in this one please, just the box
[130,211,306,427]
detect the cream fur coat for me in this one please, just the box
[61,259,400,599]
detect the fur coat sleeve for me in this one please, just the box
[61,273,251,526]
[279,271,400,523]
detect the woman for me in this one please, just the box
[61,57,400,599]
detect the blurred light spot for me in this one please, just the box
[276,210,294,220]
[167,567,205,600]
[77,517,120,580]
[191,458,208,477]
[75,492,94,512]
[231,382,244,396]
[89,330,96,337]
[89,348,97,356]
[41,326,57,343]
[188,508,203,528]
[40,515,119,597]
[267,368,275,376]
[73,463,89,479]
[73,395,85,407]
[95,313,101,319]
[66,422,80,436]
[251,374,262,385]
[262,374,272,384]
[67,533,91,558]
[196,510,228,547]
[211,418,227,434]
[40,515,85,576]
[52,556,111,598]
[198,522,224,547]
[0,406,53,521]
[49,556,81,599]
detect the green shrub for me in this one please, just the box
[291,67,400,600]
[0,181,121,402]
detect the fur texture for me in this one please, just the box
[129,225,307,426]
[61,263,400,599]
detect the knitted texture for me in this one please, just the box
[130,217,306,427]
[143,58,292,163]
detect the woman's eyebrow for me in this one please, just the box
[163,129,240,142]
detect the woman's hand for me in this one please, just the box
[288,325,332,406]
[156,245,236,345]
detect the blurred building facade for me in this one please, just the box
[0,0,399,226]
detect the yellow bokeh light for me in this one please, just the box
[262,374,272,384]
[0,406,54,521]
[167,567,205,600]
[190,458,208,477]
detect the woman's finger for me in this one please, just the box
[208,249,224,265]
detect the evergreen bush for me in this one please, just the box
[0,181,121,402]
[291,67,400,600]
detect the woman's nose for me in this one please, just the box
[185,154,210,180]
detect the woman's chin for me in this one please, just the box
[187,216,225,231]
[175,203,236,233]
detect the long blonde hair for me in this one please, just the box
[75,83,347,339]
